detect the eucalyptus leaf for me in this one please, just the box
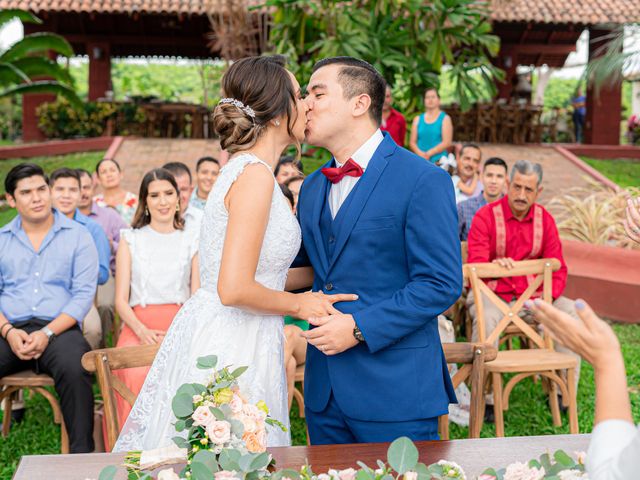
[231,366,249,378]
[196,355,218,369]
[172,393,195,418]
[191,462,214,480]
[98,465,117,480]
[172,436,189,449]
[175,419,187,432]
[193,449,219,472]
[209,406,225,420]
[387,437,418,474]
[553,450,575,467]
[249,452,271,471]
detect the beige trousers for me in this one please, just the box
[82,304,102,350]
[467,293,581,389]
[96,274,116,346]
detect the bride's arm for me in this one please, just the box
[217,163,355,319]
[286,267,314,291]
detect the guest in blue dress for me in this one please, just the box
[409,87,453,164]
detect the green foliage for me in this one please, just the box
[262,0,503,116]
[387,437,419,474]
[580,157,640,189]
[0,9,80,107]
[36,98,145,139]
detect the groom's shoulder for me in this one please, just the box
[389,146,450,181]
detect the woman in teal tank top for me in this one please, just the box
[410,87,453,164]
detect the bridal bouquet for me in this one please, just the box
[105,355,286,480]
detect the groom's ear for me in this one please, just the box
[351,93,372,119]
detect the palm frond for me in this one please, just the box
[0,32,75,62]
[0,81,82,109]
[0,9,42,32]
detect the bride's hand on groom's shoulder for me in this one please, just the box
[294,291,358,322]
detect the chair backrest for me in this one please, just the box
[81,344,160,451]
[461,241,468,264]
[441,342,497,438]
[463,258,561,349]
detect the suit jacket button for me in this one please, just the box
[325,283,333,291]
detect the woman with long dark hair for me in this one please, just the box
[113,168,199,428]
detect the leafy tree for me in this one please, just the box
[261,0,503,115]
[0,9,80,107]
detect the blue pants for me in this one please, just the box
[306,392,439,445]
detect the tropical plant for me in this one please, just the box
[0,9,81,108]
[547,178,640,249]
[259,0,503,115]
[584,25,640,92]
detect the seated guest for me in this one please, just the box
[457,157,508,241]
[284,175,305,212]
[380,83,407,146]
[189,156,220,210]
[275,155,303,185]
[93,158,138,224]
[529,299,637,480]
[162,161,203,237]
[0,163,97,453]
[114,168,200,427]
[50,168,110,349]
[467,159,581,378]
[77,168,128,346]
[451,143,483,204]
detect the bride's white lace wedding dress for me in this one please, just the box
[115,153,300,451]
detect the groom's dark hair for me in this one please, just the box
[312,57,386,126]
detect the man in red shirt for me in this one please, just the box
[380,84,407,146]
[467,160,580,378]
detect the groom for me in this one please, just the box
[295,57,462,445]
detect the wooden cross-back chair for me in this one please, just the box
[82,344,160,451]
[438,342,497,440]
[464,258,579,437]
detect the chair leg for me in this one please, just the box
[548,373,562,427]
[438,414,450,440]
[492,373,505,437]
[1,388,14,436]
[567,368,579,434]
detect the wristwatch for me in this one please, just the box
[40,326,56,343]
[353,325,365,343]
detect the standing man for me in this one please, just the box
[0,163,97,452]
[571,88,586,143]
[190,157,220,210]
[162,162,203,238]
[457,157,508,241]
[296,57,461,444]
[380,84,407,146]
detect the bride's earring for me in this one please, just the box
[145,207,149,216]
[273,119,281,127]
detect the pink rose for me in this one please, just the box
[403,472,417,480]
[229,394,243,414]
[191,405,215,427]
[240,414,259,434]
[243,403,267,421]
[206,420,232,445]
[215,471,238,480]
[338,468,357,480]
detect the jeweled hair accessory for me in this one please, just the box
[218,98,256,118]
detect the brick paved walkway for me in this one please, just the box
[112,139,604,205]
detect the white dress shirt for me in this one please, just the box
[587,419,640,479]
[328,129,384,218]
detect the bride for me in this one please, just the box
[115,55,357,451]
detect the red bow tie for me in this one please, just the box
[321,158,364,184]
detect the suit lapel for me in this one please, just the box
[309,161,332,275]
[327,137,394,273]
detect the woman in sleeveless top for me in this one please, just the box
[94,158,139,225]
[409,87,453,164]
[113,168,199,431]
[115,56,357,452]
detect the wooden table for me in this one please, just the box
[13,434,590,479]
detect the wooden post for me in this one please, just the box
[87,41,112,101]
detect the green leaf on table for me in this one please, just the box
[197,355,218,369]
[376,460,387,471]
[98,465,117,480]
[415,462,430,480]
[387,437,419,474]
[193,449,219,473]
[191,462,214,480]
[553,450,574,467]
[172,393,195,418]
[231,366,248,378]
[539,453,553,473]
[272,469,301,480]
[172,436,189,449]
[249,452,271,470]
[356,469,374,480]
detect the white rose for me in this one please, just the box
[558,470,587,480]
[206,420,232,445]
[504,462,545,480]
[403,472,418,480]
[191,405,215,427]
[157,469,181,480]
[192,394,203,403]
[240,414,259,434]
[229,394,243,414]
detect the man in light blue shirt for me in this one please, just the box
[0,163,97,453]
[50,167,110,349]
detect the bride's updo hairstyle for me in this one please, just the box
[213,55,298,154]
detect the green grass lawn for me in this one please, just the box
[1,323,638,479]
[0,151,105,227]
[581,156,640,189]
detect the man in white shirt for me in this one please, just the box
[162,162,203,238]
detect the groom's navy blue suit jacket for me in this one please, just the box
[294,133,462,422]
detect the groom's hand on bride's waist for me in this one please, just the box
[301,313,359,356]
